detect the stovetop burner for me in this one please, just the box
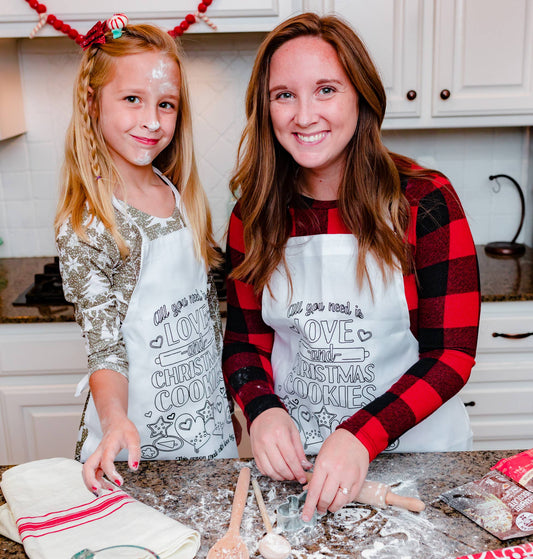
[13,253,227,311]
[13,257,71,308]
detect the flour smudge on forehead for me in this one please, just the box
[151,57,169,80]
[148,56,180,95]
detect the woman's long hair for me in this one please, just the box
[55,24,219,269]
[230,13,429,294]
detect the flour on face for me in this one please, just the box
[134,151,152,166]
[148,58,177,95]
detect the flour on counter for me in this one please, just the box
[126,470,475,558]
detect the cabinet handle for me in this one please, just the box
[463,401,476,407]
[406,90,417,101]
[440,89,451,100]
[492,332,533,339]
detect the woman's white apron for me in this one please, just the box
[78,174,237,462]
[262,234,472,454]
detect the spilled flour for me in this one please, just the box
[125,464,473,558]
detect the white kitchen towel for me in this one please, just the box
[0,457,200,559]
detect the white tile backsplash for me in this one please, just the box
[0,33,531,257]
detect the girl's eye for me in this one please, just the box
[125,96,140,104]
[319,86,335,95]
[159,101,175,109]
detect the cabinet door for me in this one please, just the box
[459,362,533,451]
[331,0,423,117]
[0,384,83,465]
[433,0,533,117]
[1,0,303,36]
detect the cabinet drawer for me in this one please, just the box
[0,323,86,375]
[459,384,533,416]
[470,418,533,451]
[477,302,533,353]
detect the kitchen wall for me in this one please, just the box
[0,32,531,257]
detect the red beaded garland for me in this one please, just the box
[23,1,215,42]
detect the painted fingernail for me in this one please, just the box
[114,478,122,486]
[92,486,98,491]
[131,461,139,470]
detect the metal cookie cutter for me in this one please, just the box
[276,491,319,532]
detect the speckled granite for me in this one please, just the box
[0,257,74,323]
[2,248,532,324]
[477,245,533,302]
[0,450,531,558]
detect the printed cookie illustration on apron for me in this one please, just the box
[78,173,237,461]
[262,234,472,454]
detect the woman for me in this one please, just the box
[223,12,480,521]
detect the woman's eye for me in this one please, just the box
[319,86,335,95]
[125,96,140,104]
[272,91,293,100]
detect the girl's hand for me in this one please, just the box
[83,369,140,493]
[301,428,369,521]
[82,415,141,494]
[250,408,312,484]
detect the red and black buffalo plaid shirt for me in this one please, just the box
[223,171,480,460]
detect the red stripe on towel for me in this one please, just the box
[17,492,135,541]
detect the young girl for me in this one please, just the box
[223,13,480,521]
[55,21,237,493]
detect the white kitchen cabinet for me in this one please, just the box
[433,0,533,119]
[324,0,424,119]
[2,299,531,463]
[0,0,303,37]
[0,321,252,464]
[459,301,533,451]
[0,322,86,465]
[0,39,26,140]
[315,0,533,128]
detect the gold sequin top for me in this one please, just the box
[56,178,222,380]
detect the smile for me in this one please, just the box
[295,132,327,144]
[131,135,159,146]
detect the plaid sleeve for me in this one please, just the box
[222,204,285,429]
[337,173,481,460]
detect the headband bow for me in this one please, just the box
[79,14,128,50]
[79,20,107,50]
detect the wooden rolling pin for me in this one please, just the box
[305,472,425,512]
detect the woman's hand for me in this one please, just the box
[301,428,369,521]
[250,408,312,484]
[82,414,141,493]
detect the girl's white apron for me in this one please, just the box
[262,234,472,454]
[78,172,237,461]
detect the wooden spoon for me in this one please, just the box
[207,466,251,559]
[251,479,292,559]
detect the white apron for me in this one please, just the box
[262,234,472,454]
[78,172,237,462]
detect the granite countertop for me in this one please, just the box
[477,245,533,302]
[0,450,531,558]
[1,246,533,323]
[0,257,74,323]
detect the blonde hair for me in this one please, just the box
[230,13,432,294]
[55,23,219,268]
